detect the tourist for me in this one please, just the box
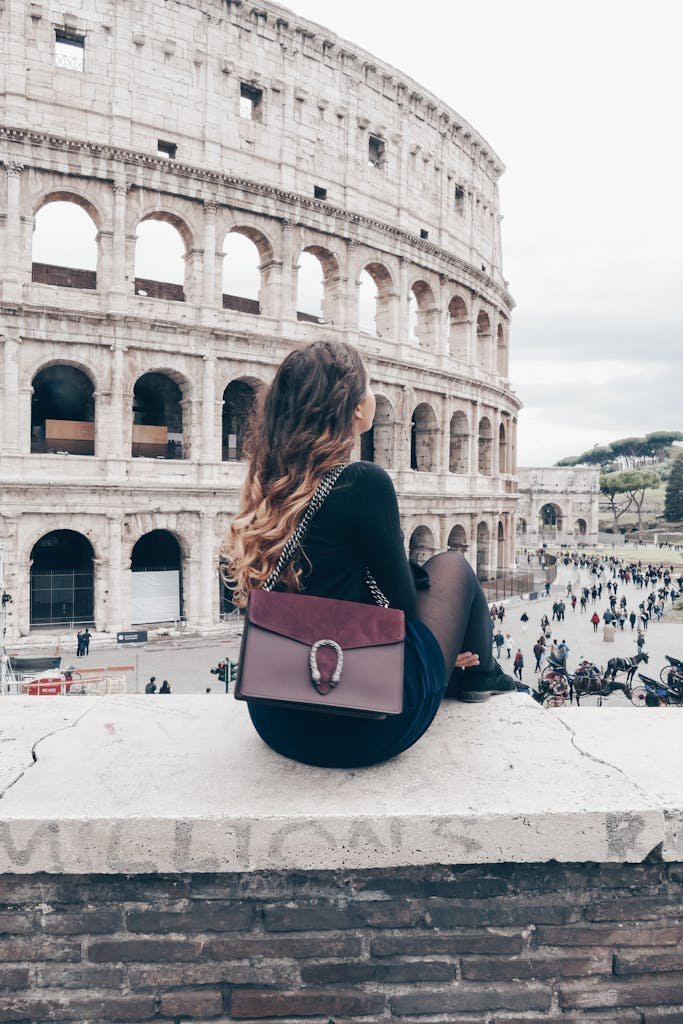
[533,639,545,672]
[159,680,171,694]
[82,628,91,656]
[145,677,157,694]
[493,630,505,658]
[504,633,514,659]
[75,630,84,657]
[590,611,600,633]
[520,611,529,632]
[222,341,515,769]
[513,649,524,682]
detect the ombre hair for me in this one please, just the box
[222,341,368,607]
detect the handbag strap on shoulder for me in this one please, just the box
[262,463,389,608]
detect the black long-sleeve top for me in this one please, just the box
[293,461,418,617]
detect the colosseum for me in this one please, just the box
[0,0,520,640]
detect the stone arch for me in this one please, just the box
[411,403,438,472]
[222,226,274,315]
[447,524,468,554]
[222,377,262,460]
[539,502,564,535]
[31,194,99,290]
[130,529,184,624]
[408,279,437,347]
[30,363,96,456]
[409,525,435,566]
[575,517,587,537]
[449,410,469,474]
[29,529,95,627]
[358,261,395,338]
[134,211,191,301]
[448,294,469,361]
[132,370,188,460]
[476,521,490,580]
[498,420,508,474]
[476,309,492,369]
[478,415,493,475]
[296,245,341,324]
[496,322,507,376]
[360,394,395,468]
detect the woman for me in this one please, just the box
[224,341,515,768]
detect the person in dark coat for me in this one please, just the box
[159,680,171,693]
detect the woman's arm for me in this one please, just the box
[351,464,417,616]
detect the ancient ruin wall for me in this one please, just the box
[0,0,521,635]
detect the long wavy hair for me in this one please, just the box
[223,341,368,607]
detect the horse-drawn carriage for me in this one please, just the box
[532,652,651,708]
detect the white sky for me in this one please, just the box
[35,0,682,465]
[289,0,683,464]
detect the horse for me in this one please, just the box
[605,651,649,683]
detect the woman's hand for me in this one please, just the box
[454,651,480,669]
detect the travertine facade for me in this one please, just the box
[0,0,520,637]
[517,467,600,546]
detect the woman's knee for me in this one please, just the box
[422,550,477,587]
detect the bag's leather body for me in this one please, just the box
[235,590,405,717]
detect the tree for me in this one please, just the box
[618,469,660,533]
[665,452,683,522]
[600,472,634,529]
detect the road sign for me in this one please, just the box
[117,630,148,644]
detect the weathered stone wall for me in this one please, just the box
[517,467,600,547]
[0,862,681,1022]
[0,0,521,638]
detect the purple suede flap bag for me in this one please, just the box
[234,464,405,719]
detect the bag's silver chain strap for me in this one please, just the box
[262,464,389,608]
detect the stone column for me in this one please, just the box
[202,355,217,463]
[440,399,451,476]
[397,258,409,343]
[492,411,501,477]
[0,516,20,643]
[199,512,216,627]
[202,201,218,308]
[279,219,298,326]
[470,401,480,475]
[110,178,130,312]
[106,515,123,633]
[343,239,360,335]
[93,557,107,633]
[2,163,24,304]
[108,344,126,461]
[399,385,415,472]
[1,336,20,452]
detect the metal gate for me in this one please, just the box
[30,569,94,626]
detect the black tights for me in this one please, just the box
[415,551,496,686]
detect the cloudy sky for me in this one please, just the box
[287,0,683,464]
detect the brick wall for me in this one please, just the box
[0,859,681,1022]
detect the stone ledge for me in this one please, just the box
[0,695,678,874]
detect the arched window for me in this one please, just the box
[408,280,436,347]
[30,530,94,627]
[476,521,490,580]
[131,530,183,624]
[409,526,435,566]
[358,263,393,338]
[516,518,527,537]
[296,250,325,323]
[497,520,506,571]
[476,310,491,368]
[132,373,184,459]
[478,416,493,475]
[222,232,262,314]
[499,421,508,474]
[360,395,394,468]
[134,218,186,301]
[222,380,258,461]
[31,365,95,456]
[411,403,438,472]
[447,524,468,554]
[32,199,98,290]
[575,518,587,537]
[449,411,469,474]
[448,295,469,361]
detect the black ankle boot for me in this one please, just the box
[448,661,517,703]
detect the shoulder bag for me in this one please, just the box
[234,464,405,718]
